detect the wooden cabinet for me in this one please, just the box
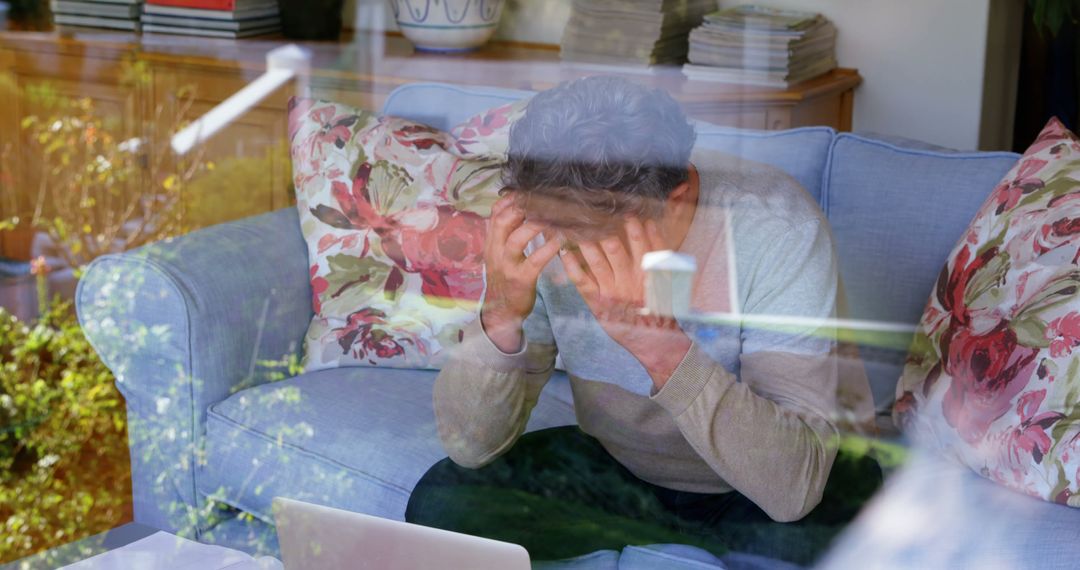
[152,66,291,229]
[0,30,861,259]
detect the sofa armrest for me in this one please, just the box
[76,207,312,535]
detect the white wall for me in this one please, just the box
[345,0,1018,151]
[715,0,1005,151]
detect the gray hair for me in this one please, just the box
[502,76,697,226]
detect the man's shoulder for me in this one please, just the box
[691,146,823,230]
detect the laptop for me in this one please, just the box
[272,497,531,570]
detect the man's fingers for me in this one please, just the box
[490,197,507,218]
[625,218,648,261]
[578,242,614,293]
[489,202,525,246]
[625,218,649,301]
[600,235,635,299]
[645,219,667,252]
[504,221,546,261]
[524,236,561,277]
[562,247,598,297]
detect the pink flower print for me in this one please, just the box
[334,308,415,363]
[312,105,360,150]
[287,97,316,141]
[457,104,511,140]
[941,324,1039,443]
[310,264,329,314]
[993,158,1047,215]
[935,244,999,326]
[1046,312,1080,357]
[309,165,393,233]
[1026,117,1073,155]
[1005,389,1065,466]
[1035,215,1080,257]
[391,124,447,151]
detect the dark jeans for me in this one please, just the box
[405,427,882,565]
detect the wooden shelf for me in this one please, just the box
[0,29,860,257]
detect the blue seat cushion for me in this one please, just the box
[823,134,1019,408]
[199,367,576,524]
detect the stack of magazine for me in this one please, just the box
[142,0,280,38]
[51,0,143,31]
[560,0,715,68]
[684,5,837,87]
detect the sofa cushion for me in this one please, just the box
[198,367,576,524]
[694,124,834,204]
[895,118,1080,506]
[289,96,527,372]
[381,82,535,133]
[824,133,1020,408]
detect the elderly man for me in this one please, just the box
[405,76,879,565]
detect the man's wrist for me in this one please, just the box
[480,307,525,354]
[639,333,692,390]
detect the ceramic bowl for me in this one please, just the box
[390,0,504,52]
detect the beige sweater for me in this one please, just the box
[433,149,872,523]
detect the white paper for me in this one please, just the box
[61,531,283,570]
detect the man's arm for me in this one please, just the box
[651,218,845,522]
[434,309,558,469]
[651,344,839,522]
[433,195,562,468]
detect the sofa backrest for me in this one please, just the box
[823,135,1019,405]
[382,82,535,133]
[381,82,1021,409]
[381,83,834,201]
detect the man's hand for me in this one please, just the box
[562,218,692,390]
[481,196,562,353]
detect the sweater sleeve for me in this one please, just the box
[433,292,558,469]
[650,219,847,522]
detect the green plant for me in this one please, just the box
[17,91,207,270]
[183,142,291,230]
[0,291,130,564]
[1030,0,1080,36]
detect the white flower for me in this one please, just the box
[38,454,60,468]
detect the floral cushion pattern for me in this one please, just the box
[288,97,526,371]
[895,118,1080,507]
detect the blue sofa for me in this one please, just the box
[76,83,1080,568]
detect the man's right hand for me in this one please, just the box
[480,196,561,353]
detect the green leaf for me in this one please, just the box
[1011,316,1051,348]
[321,254,391,315]
[310,205,354,230]
[1016,274,1080,319]
[370,160,415,215]
[965,251,1009,305]
[449,160,502,215]
[1015,173,1080,211]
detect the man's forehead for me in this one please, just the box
[513,192,632,240]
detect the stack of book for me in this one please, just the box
[684,5,837,88]
[560,0,716,68]
[52,0,143,32]
[142,0,280,38]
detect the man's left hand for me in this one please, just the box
[561,218,692,390]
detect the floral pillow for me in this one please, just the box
[288,97,526,371]
[895,118,1080,507]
